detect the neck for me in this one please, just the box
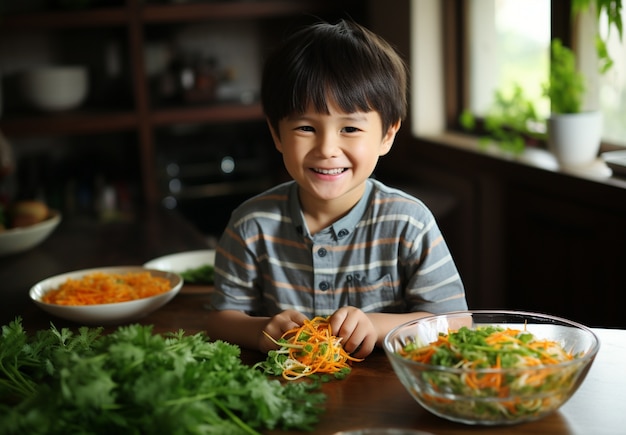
[299,185,365,235]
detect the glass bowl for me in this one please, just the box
[383,311,599,425]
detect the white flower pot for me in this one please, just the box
[547,111,602,168]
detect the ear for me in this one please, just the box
[267,119,284,153]
[380,120,401,156]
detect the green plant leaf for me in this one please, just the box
[545,39,585,114]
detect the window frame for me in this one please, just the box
[438,0,623,150]
[443,0,572,129]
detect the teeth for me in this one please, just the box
[314,168,345,175]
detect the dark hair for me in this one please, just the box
[261,20,408,135]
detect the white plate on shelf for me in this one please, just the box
[601,150,626,177]
[561,158,612,179]
[144,250,215,294]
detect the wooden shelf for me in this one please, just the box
[142,0,336,22]
[170,177,275,199]
[0,8,129,30]
[0,103,263,137]
[0,0,365,205]
[150,102,263,126]
[0,111,139,137]
[0,1,343,29]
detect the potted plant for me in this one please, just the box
[459,84,544,157]
[543,38,603,169]
[460,1,622,171]
[544,0,622,171]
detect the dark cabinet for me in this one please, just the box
[378,135,626,329]
[506,186,626,328]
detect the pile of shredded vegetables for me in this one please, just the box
[258,316,363,381]
[397,325,583,421]
[42,272,172,306]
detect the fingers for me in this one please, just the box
[341,325,376,358]
[330,307,377,358]
[260,308,378,358]
[284,309,309,326]
[350,334,376,359]
[259,310,308,353]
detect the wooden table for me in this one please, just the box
[267,327,623,435]
[2,209,624,435]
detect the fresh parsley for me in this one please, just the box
[0,318,325,434]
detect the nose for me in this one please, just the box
[315,131,340,158]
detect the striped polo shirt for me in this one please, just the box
[210,178,467,318]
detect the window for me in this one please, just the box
[597,5,626,144]
[427,0,626,147]
[468,0,550,116]
[468,0,551,119]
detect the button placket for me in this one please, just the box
[312,241,334,312]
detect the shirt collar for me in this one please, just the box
[288,179,373,241]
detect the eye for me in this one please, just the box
[341,126,360,133]
[296,125,315,132]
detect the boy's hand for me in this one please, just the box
[259,309,308,353]
[329,306,377,359]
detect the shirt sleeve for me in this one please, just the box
[208,220,264,314]
[402,211,468,313]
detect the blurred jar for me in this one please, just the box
[0,131,14,180]
[0,130,16,207]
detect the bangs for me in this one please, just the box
[288,52,376,117]
[262,20,407,133]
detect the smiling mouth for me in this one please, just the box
[311,168,347,175]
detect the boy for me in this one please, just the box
[205,20,467,358]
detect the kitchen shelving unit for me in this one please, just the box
[0,0,365,206]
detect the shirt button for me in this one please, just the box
[317,247,327,257]
[337,229,349,238]
[319,281,331,291]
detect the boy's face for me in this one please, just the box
[269,100,400,213]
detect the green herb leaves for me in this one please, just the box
[0,318,325,434]
[180,264,215,284]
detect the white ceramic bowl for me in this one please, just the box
[0,210,61,256]
[30,266,183,325]
[144,249,215,282]
[384,311,599,426]
[21,66,88,111]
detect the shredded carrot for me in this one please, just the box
[42,272,172,306]
[397,325,580,420]
[263,316,363,380]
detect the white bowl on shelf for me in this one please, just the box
[0,210,62,256]
[21,66,89,111]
